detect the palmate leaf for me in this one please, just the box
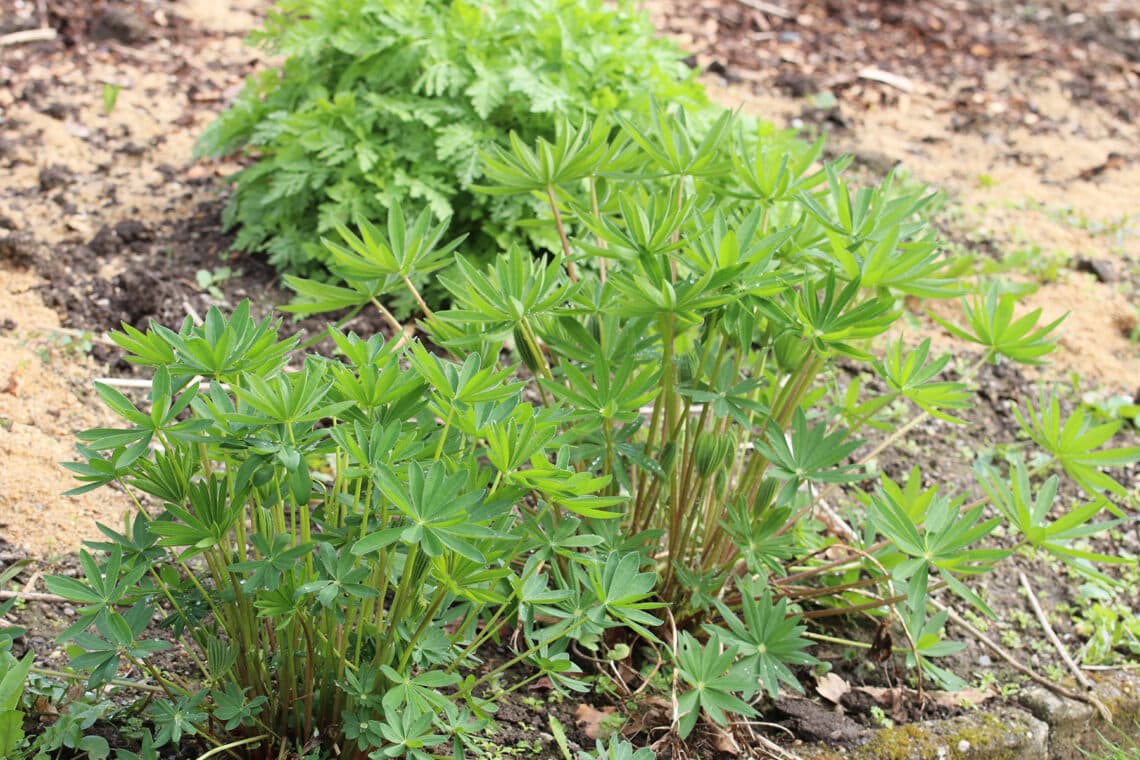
[407,342,522,407]
[787,271,896,360]
[353,461,493,562]
[436,244,574,333]
[77,367,211,451]
[1014,390,1140,501]
[510,466,626,519]
[731,129,832,204]
[673,631,758,739]
[754,409,864,504]
[805,167,957,298]
[62,440,151,495]
[975,455,1126,581]
[873,338,972,423]
[44,548,150,641]
[869,476,1007,615]
[616,99,734,180]
[585,552,663,639]
[148,476,244,558]
[329,199,463,281]
[542,349,660,427]
[607,260,739,326]
[677,359,768,428]
[929,282,1065,365]
[476,116,611,194]
[900,567,968,690]
[281,274,385,317]
[708,578,817,699]
[681,207,790,287]
[482,407,560,473]
[573,189,691,267]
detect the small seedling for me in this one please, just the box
[101,82,122,115]
[195,266,238,301]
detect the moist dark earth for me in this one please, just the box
[0,0,1138,756]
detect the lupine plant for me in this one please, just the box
[55,106,1139,753]
[286,105,1137,737]
[47,303,661,758]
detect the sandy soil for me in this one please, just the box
[0,0,260,556]
[0,271,132,556]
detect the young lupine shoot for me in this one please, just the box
[1013,390,1140,501]
[674,631,758,739]
[930,281,1066,364]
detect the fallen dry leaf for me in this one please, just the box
[713,723,742,754]
[574,703,618,740]
[815,671,851,704]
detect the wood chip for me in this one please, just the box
[857,67,914,93]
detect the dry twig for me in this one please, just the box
[0,27,57,46]
[1018,572,1095,690]
[857,67,915,93]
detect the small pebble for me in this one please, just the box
[63,606,75,617]
[958,740,971,752]
[977,654,992,666]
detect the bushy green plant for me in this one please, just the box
[49,303,660,757]
[195,0,709,280]
[68,94,1139,751]
[287,106,1137,737]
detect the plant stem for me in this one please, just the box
[589,175,607,283]
[546,186,576,282]
[368,296,405,335]
[401,275,434,319]
[31,667,166,693]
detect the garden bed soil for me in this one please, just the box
[1,0,1137,756]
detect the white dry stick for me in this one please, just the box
[28,325,117,347]
[184,301,204,326]
[94,377,158,389]
[0,590,67,603]
[20,569,42,598]
[857,67,914,93]
[0,27,57,46]
[1018,571,1096,692]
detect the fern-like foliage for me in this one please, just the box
[196,0,711,278]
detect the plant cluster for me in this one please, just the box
[195,0,708,285]
[41,302,662,758]
[282,105,1137,721]
[41,99,1140,759]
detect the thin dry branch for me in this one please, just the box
[1018,572,1102,700]
[0,27,57,46]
